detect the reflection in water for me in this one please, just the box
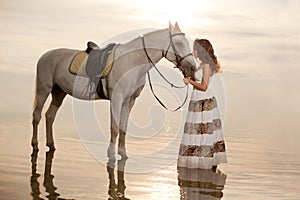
[178,167,227,200]
[44,151,60,200]
[30,151,42,200]
[107,159,130,200]
[30,150,74,200]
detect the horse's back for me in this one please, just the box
[37,48,79,70]
[35,48,80,92]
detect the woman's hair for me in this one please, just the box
[194,39,221,73]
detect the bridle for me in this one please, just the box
[162,30,193,72]
[141,30,194,112]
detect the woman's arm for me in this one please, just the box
[184,64,213,91]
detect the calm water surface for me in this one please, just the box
[0,119,300,199]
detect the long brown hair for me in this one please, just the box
[194,39,221,73]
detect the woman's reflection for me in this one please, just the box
[107,159,130,200]
[178,167,227,200]
[30,150,74,200]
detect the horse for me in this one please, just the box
[31,22,196,161]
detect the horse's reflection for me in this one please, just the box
[30,151,74,200]
[30,151,42,200]
[178,167,227,200]
[107,159,130,200]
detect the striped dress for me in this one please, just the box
[177,68,227,169]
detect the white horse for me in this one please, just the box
[32,22,196,160]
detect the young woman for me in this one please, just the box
[177,39,227,170]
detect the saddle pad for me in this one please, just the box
[69,51,88,77]
[69,44,117,78]
[102,44,117,78]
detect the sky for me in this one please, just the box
[0,0,299,74]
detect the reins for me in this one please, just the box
[141,30,192,112]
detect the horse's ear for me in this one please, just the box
[174,22,182,32]
[169,20,174,30]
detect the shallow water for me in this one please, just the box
[1,118,300,199]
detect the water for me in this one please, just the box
[1,118,300,199]
[1,0,300,199]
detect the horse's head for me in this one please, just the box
[163,22,196,80]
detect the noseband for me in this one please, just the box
[141,30,193,112]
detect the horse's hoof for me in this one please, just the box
[47,143,56,151]
[107,150,116,163]
[118,149,128,160]
[108,157,116,164]
[107,151,116,162]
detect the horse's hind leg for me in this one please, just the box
[32,84,52,151]
[45,85,66,151]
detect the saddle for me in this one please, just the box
[69,41,117,99]
[86,41,99,53]
[85,42,116,81]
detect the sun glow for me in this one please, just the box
[127,0,214,27]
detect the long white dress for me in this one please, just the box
[177,67,227,169]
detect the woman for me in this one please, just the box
[177,39,227,170]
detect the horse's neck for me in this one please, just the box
[116,29,169,65]
[141,29,169,63]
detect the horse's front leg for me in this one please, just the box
[118,99,135,159]
[107,95,123,161]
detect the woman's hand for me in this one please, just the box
[185,64,212,91]
[183,77,191,85]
